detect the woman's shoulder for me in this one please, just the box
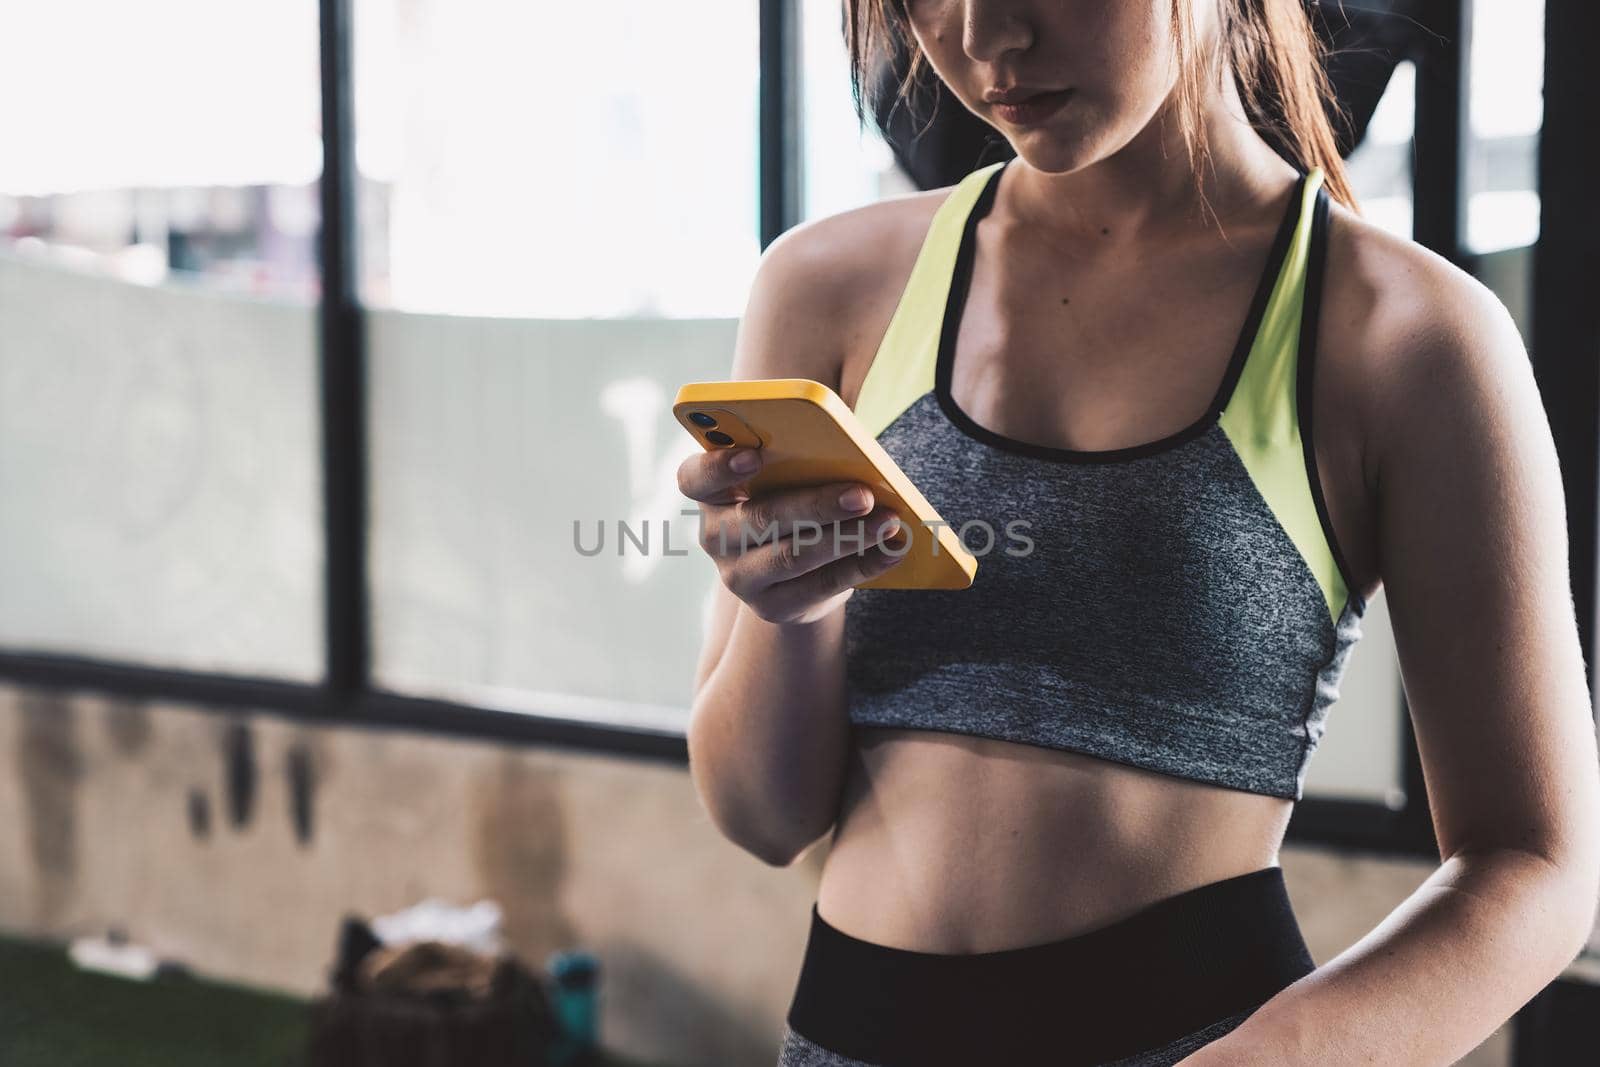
[1323,199,1519,360]
[1318,198,1531,465]
[733,183,957,399]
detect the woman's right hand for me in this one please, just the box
[677,445,906,625]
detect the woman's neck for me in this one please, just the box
[997,67,1300,246]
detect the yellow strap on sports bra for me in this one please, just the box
[1218,167,1354,625]
[853,161,1008,439]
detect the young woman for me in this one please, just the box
[678,2,1600,1064]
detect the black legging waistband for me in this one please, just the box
[786,866,1315,1067]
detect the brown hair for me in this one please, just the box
[843,0,1358,213]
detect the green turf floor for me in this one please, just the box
[0,935,676,1067]
[0,935,309,1067]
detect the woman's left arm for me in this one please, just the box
[1181,265,1600,1065]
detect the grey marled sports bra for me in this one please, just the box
[843,159,1366,800]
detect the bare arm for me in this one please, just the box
[1183,251,1600,1063]
[688,584,853,867]
[684,218,906,867]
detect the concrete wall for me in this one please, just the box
[0,681,1510,1066]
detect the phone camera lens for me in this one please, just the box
[688,411,718,428]
[706,430,735,446]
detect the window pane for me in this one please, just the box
[0,2,321,299]
[354,0,760,318]
[1302,590,1407,807]
[1467,0,1542,255]
[1465,0,1541,340]
[800,0,913,220]
[359,1,761,722]
[366,313,729,727]
[0,1,323,679]
[1345,59,1417,240]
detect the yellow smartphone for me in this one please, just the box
[672,377,977,590]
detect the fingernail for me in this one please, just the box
[839,487,871,513]
[729,449,760,474]
[877,518,901,540]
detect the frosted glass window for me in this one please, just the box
[0,253,323,679]
[1467,0,1542,255]
[1302,590,1406,806]
[1462,0,1542,340]
[0,1,322,299]
[367,312,732,727]
[0,0,323,679]
[1345,59,1417,241]
[800,0,914,221]
[360,1,765,722]
[354,0,760,319]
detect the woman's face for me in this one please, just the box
[904,0,1211,173]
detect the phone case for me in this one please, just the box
[672,378,977,590]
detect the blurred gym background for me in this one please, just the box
[0,1,1595,1064]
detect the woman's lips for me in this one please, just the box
[992,88,1074,126]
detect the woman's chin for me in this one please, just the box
[1004,132,1100,176]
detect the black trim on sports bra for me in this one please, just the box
[933,162,1310,465]
[1296,184,1369,616]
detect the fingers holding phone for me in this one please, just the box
[674,439,763,506]
[672,378,977,593]
[676,446,907,624]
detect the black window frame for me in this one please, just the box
[0,0,1593,872]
